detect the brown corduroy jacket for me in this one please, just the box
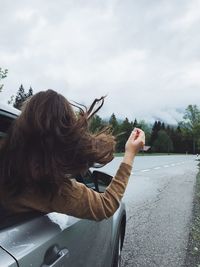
[6,163,132,221]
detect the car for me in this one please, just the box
[0,103,126,267]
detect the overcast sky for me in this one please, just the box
[1,0,200,124]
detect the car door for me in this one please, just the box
[0,211,112,267]
[0,173,113,267]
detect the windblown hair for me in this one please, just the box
[0,90,115,200]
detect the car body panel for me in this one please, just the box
[0,247,18,267]
[0,103,20,117]
[0,212,113,267]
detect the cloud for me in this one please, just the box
[1,0,200,125]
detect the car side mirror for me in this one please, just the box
[92,171,113,192]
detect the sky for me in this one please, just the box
[1,0,200,124]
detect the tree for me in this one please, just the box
[138,120,151,145]
[152,130,174,153]
[116,117,132,152]
[171,126,187,153]
[8,85,33,110]
[89,115,104,133]
[133,119,138,128]
[0,68,8,92]
[161,122,165,130]
[150,120,162,145]
[109,113,119,135]
[165,125,171,136]
[180,105,200,154]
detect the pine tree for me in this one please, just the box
[152,130,173,153]
[171,126,183,153]
[150,120,162,145]
[150,121,158,145]
[0,68,8,92]
[138,120,151,145]
[161,122,165,130]
[89,115,103,133]
[28,87,33,97]
[109,113,119,135]
[157,121,162,131]
[133,119,138,128]
[9,84,34,110]
[116,118,132,152]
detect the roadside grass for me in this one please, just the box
[114,152,125,157]
[114,152,188,157]
[185,160,200,267]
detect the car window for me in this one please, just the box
[0,112,15,138]
[0,138,4,148]
[0,116,10,135]
[75,171,98,191]
[0,113,15,151]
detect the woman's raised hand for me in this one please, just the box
[123,128,145,166]
[125,128,145,155]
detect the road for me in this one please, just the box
[104,155,199,267]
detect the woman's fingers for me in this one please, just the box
[125,128,145,154]
[131,128,145,144]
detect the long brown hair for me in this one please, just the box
[0,89,115,199]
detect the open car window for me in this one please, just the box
[75,171,98,191]
[0,110,16,139]
[75,170,113,193]
[0,108,21,229]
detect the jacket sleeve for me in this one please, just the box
[50,162,132,221]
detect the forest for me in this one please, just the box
[89,108,200,154]
[1,68,200,154]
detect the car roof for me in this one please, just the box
[0,102,21,116]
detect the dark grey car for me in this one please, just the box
[0,103,126,267]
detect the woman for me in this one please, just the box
[0,89,145,221]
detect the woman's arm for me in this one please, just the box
[13,128,145,220]
[49,128,145,221]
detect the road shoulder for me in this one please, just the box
[185,160,200,267]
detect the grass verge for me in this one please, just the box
[114,152,188,157]
[185,161,200,267]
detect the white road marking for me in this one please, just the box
[132,161,187,174]
[141,169,150,172]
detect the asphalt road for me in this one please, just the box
[104,155,199,267]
